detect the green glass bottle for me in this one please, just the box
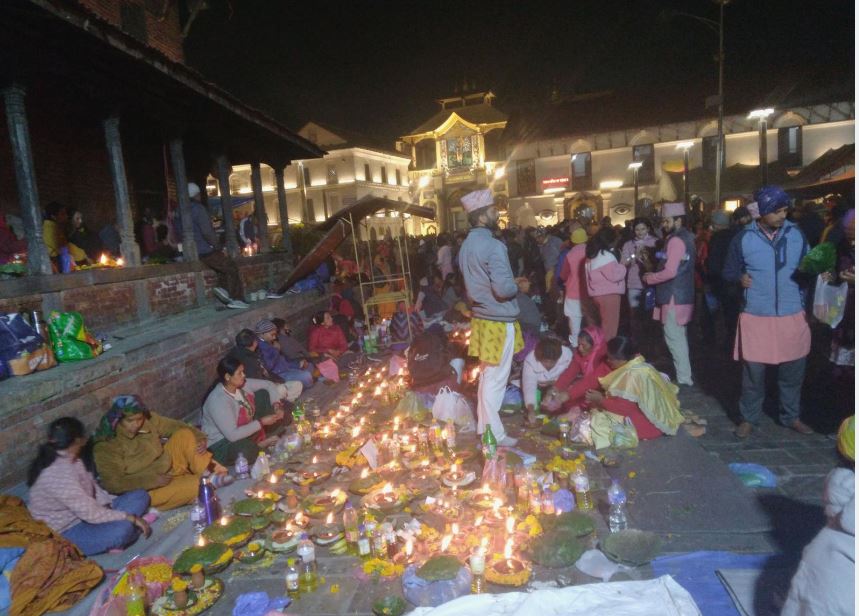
[482,425,497,460]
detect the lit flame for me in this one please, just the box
[481,536,490,551]
[269,474,277,484]
[257,490,264,499]
[330,488,342,499]
[197,535,206,547]
[326,512,333,524]
[312,456,318,464]
[450,463,458,475]
[374,386,382,396]
[506,515,515,534]
[220,516,229,526]
[116,257,124,267]
[99,254,108,265]
[482,483,490,494]
[492,497,502,513]
[322,425,330,436]
[451,522,459,535]
[381,433,389,443]
[381,483,393,494]
[504,538,514,560]
[440,534,452,552]
[351,426,361,438]
[555,509,562,516]
[356,392,363,399]
[360,468,369,479]
[405,538,414,556]
[475,515,484,526]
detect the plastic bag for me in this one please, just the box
[395,391,429,422]
[402,563,471,607]
[569,412,593,446]
[800,241,836,274]
[0,313,56,377]
[590,411,637,450]
[481,455,506,489]
[317,358,340,382]
[431,387,475,432]
[47,311,102,362]
[813,275,848,328]
[500,384,523,411]
[728,463,777,488]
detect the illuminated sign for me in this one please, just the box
[541,176,570,193]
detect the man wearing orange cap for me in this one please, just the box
[458,189,522,447]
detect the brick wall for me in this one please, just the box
[147,272,198,317]
[0,290,327,489]
[76,0,185,64]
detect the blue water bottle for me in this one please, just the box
[197,476,221,525]
[59,246,72,273]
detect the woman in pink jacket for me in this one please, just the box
[585,227,626,338]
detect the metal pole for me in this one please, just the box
[683,149,690,208]
[715,0,725,209]
[759,120,768,187]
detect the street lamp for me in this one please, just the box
[676,141,694,208]
[748,108,774,187]
[628,161,642,216]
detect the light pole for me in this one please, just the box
[676,141,694,208]
[748,108,774,187]
[628,161,642,216]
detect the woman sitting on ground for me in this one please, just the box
[27,417,152,556]
[93,395,230,512]
[548,326,612,414]
[202,356,285,466]
[583,336,686,441]
[308,311,348,359]
[522,337,573,425]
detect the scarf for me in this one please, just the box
[93,394,146,441]
[231,388,265,444]
[598,355,684,435]
[579,325,607,376]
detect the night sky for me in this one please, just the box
[184,0,854,144]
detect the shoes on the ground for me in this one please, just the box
[266,291,285,299]
[785,419,814,435]
[212,287,231,304]
[227,300,249,309]
[499,435,518,447]
[683,424,707,438]
[735,421,753,439]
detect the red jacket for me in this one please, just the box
[309,324,348,354]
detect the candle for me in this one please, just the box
[469,550,486,575]
[219,516,229,526]
[269,474,278,484]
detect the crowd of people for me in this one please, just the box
[23,303,365,556]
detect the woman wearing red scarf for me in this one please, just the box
[550,326,611,412]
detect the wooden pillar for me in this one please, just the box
[103,116,141,266]
[410,141,416,168]
[274,165,292,257]
[250,160,270,253]
[3,85,51,275]
[168,137,198,261]
[216,155,239,258]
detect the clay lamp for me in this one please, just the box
[272,522,297,545]
[445,463,463,484]
[395,537,416,565]
[189,564,205,590]
[373,483,399,508]
[286,489,299,510]
[486,539,531,587]
[316,512,342,542]
[293,512,310,529]
[171,578,189,609]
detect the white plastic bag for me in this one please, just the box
[813,274,848,328]
[432,386,476,432]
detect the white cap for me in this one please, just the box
[187,183,200,199]
[461,189,493,213]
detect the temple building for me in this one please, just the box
[397,91,509,232]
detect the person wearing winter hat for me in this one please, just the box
[458,188,522,447]
[782,415,854,615]
[559,227,589,344]
[254,319,314,389]
[186,182,248,309]
[723,185,812,438]
[642,202,696,387]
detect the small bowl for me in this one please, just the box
[372,595,408,616]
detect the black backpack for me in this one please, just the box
[407,332,450,387]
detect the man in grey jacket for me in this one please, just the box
[188,183,247,308]
[458,188,521,446]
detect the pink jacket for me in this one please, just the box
[559,244,587,300]
[586,250,626,296]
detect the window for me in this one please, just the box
[515,159,536,196]
[570,152,592,190]
[327,165,338,185]
[395,169,402,185]
[702,135,720,172]
[632,144,655,184]
[380,166,388,184]
[306,198,315,221]
[364,163,372,182]
[778,126,803,168]
[302,165,311,186]
[120,2,148,43]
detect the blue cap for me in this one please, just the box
[754,186,791,216]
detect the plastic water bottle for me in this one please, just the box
[296,533,318,592]
[607,479,629,532]
[445,418,456,450]
[251,451,270,479]
[285,558,300,599]
[343,502,359,548]
[59,246,73,273]
[190,501,206,535]
[234,452,250,479]
[572,457,593,511]
[125,570,146,616]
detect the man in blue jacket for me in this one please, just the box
[723,186,812,438]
